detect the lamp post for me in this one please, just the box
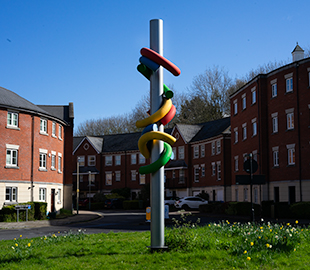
[76,157,80,215]
[88,171,91,210]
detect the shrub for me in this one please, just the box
[290,202,310,219]
[123,200,141,210]
[274,202,291,218]
[225,202,260,216]
[261,200,274,217]
[93,192,107,202]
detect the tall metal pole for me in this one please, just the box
[150,19,165,249]
[76,158,79,214]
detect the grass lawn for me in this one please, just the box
[0,218,310,269]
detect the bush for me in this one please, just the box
[199,202,227,214]
[123,200,142,210]
[290,202,310,219]
[225,202,260,216]
[93,192,107,202]
[274,202,291,218]
[261,200,274,217]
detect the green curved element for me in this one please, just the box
[137,64,173,99]
[139,142,172,175]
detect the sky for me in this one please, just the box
[1,0,310,129]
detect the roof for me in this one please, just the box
[174,124,202,143]
[191,117,231,142]
[0,86,49,115]
[102,132,141,153]
[38,104,74,124]
[292,43,304,53]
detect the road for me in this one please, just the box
[0,210,250,241]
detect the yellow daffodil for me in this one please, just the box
[295,220,299,224]
[244,250,247,254]
[15,243,18,247]
[247,257,251,261]
[20,235,22,238]
[27,243,31,247]
[266,243,270,248]
[250,242,254,246]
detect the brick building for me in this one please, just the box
[72,117,231,202]
[0,86,74,212]
[230,44,310,204]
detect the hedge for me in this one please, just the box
[123,200,144,210]
[225,202,261,216]
[0,202,47,222]
[289,202,310,219]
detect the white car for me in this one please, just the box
[164,197,179,207]
[174,196,208,210]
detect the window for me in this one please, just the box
[242,94,246,110]
[51,151,56,170]
[58,125,62,139]
[272,113,278,133]
[115,155,121,166]
[252,119,257,136]
[172,147,176,160]
[140,174,145,185]
[211,162,216,176]
[272,83,277,97]
[234,128,238,143]
[88,155,96,166]
[79,175,83,182]
[286,111,294,130]
[201,164,205,177]
[52,122,56,137]
[39,150,47,170]
[242,123,247,140]
[273,147,279,167]
[233,100,238,115]
[131,170,136,181]
[178,146,184,159]
[40,119,47,134]
[201,145,205,157]
[172,170,176,179]
[105,155,112,166]
[39,188,46,202]
[217,162,221,180]
[7,112,18,128]
[244,188,248,201]
[234,156,239,172]
[139,153,145,164]
[57,188,61,203]
[115,171,121,182]
[216,140,221,154]
[105,172,112,185]
[77,156,85,166]
[58,154,62,173]
[235,189,239,202]
[287,144,295,165]
[179,170,185,183]
[194,167,199,182]
[251,88,256,104]
[211,142,215,155]
[6,187,17,202]
[131,154,137,165]
[194,145,199,158]
[6,148,18,167]
[286,77,293,93]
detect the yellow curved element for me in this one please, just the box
[136,99,172,128]
[138,131,176,159]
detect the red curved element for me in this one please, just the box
[140,47,181,76]
[160,104,176,125]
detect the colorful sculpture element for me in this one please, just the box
[136,47,181,175]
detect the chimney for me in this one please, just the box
[292,43,304,62]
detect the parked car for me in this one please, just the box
[78,198,90,207]
[164,197,179,207]
[104,198,124,209]
[174,196,208,210]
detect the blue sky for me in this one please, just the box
[1,0,309,128]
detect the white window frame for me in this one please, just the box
[271,113,278,133]
[242,123,247,140]
[287,144,295,165]
[286,110,294,130]
[194,166,199,182]
[179,169,185,184]
[234,128,238,143]
[211,162,216,176]
[77,156,85,166]
[252,118,257,136]
[7,111,19,128]
[88,155,96,166]
[194,145,199,158]
[58,153,62,173]
[178,146,184,159]
[51,151,56,170]
[242,94,246,110]
[131,170,136,181]
[40,119,48,134]
[57,188,61,203]
[216,140,221,154]
[272,83,277,98]
[131,154,137,165]
[139,174,146,185]
[139,153,145,164]
[39,149,47,170]
[5,187,17,202]
[105,155,112,166]
[39,188,46,202]
[201,164,205,177]
[251,87,256,104]
[115,171,121,182]
[58,125,62,140]
[272,146,279,167]
[285,75,293,93]
[201,144,205,157]
[217,161,221,181]
[6,145,19,167]
[233,99,238,115]
[115,155,121,166]
[105,172,112,186]
[211,142,215,155]
[52,122,56,137]
[244,188,248,201]
[234,156,239,172]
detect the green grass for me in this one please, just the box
[0,219,310,269]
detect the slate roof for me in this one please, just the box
[175,124,202,143]
[102,132,141,153]
[0,86,49,114]
[38,104,73,124]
